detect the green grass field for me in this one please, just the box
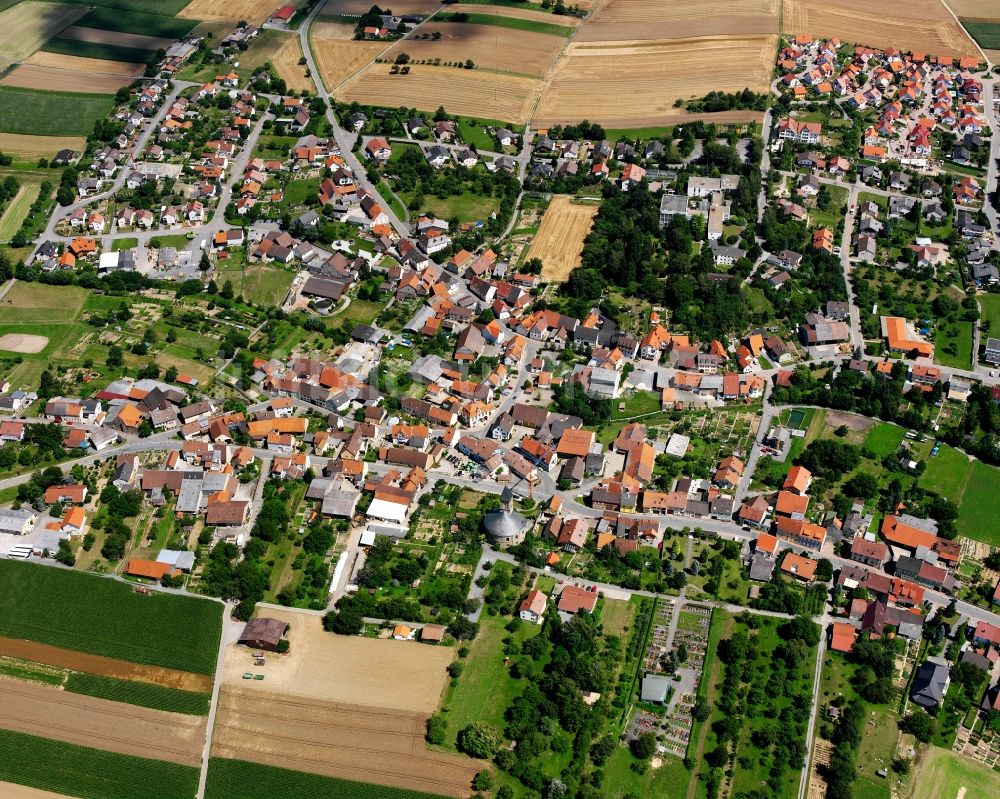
[440,614,541,748]
[0,728,199,799]
[0,180,41,242]
[978,293,1000,341]
[76,7,197,39]
[0,561,222,675]
[411,191,499,224]
[863,422,905,458]
[61,0,191,13]
[919,443,973,502]
[439,11,573,37]
[955,461,1000,545]
[206,758,452,799]
[935,320,973,369]
[962,20,1000,49]
[110,237,138,251]
[65,672,211,715]
[910,745,1000,799]
[0,87,115,136]
[41,36,158,65]
[456,119,498,152]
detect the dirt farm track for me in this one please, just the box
[0,635,213,693]
[212,687,480,798]
[0,678,205,766]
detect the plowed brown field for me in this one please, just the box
[312,39,387,89]
[218,608,451,712]
[527,195,598,282]
[25,51,144,75]
[212,688,479,798]
[0,64,132,93]
[341,63,540,124]
[533,35,776,128]
[578,0,779,41]
[385,23,563,77]
[0,679,204,766]
[781,0,979,57]
[0,635,213,693]
[58,25,173,50]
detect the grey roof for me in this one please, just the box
[156,549,196,571]
[640,673,671,703]
[749,554,775,582]
[483,508,529,541]
[911,657,950,707]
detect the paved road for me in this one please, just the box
[298,4,409,237]
[196,607,241,799]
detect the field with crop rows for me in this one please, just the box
[0,560,222,675]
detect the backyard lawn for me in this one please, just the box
[908,745,1000,799]
[979,293,1000,341]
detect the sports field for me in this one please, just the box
[526,195,599,282]
[909,745,1000,799]
[0,560,223,675]
[0,1,87,73]
[0,86,114,136]
[862,421,905,458]
[919,442,973,501]
[781,0,980,58]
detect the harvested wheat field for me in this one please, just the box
[386,23,564,77]
[0,635,213,693]
[213,687,479,798]
[25,51,144,76]
[264,32,314,92]
[527,196,599,282]
[0,1,86,73]
[220,608,452,711]
[0,64,133,94]
[180,0,306,24]
[311,19,358,40]
[0,782,79,799]
[320,0,441,14]
[0,679,205,766]
[579,0,778,41]
[0,132,85,159]
[312,39,386,89]
[342,63,540,124]
[944,0,1000,18]
[444,4,580,27]
[534,35,776,128]
[781,0,979,57]
[58,25,173,51]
